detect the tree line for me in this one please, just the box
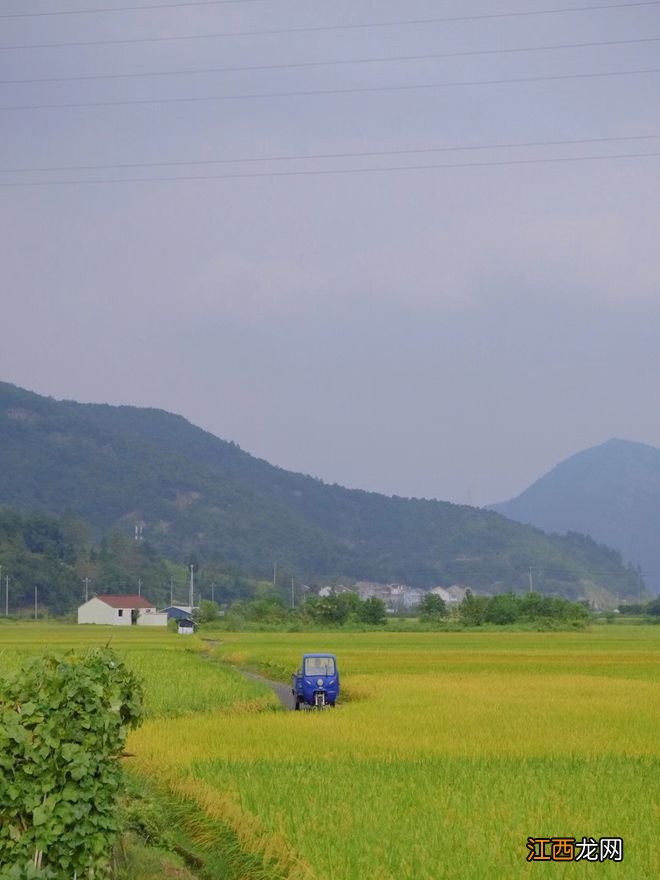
[196,587,591,629]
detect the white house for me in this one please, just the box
[430,585,468,605]
[77,594,167,626]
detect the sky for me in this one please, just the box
[1,0,660,507]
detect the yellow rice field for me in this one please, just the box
[1,623,658,879]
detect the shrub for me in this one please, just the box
[0,648,143,878]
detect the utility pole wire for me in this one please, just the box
[3,132,660,175]
[0,0,266,18]
[3,67,660,112]
[3,36,659,86]
[2,2,659,51]
[2,149,659,188]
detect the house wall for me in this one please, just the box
[137,612,168,627]
[77,598,131,626]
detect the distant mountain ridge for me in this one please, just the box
[491,438,660,593]
[0,382,643,602]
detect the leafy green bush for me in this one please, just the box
[193,599,221,624]
[0,648,143,878]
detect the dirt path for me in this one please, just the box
[200,639,296,710]
[239,670,295,710]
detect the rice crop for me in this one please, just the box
[2,623,658,878]
[0,623,277,716]
[131,628,660,879]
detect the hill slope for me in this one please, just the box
[0,383,643,601]
[491,438,660,593]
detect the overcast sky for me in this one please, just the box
[1,0,660,506]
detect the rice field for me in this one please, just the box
[0,622,277,716]
[1,623,658,878]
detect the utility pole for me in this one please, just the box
[528,567,534,593]
[189,564,194,608]
[84,577,90,602]
[291,577,295,610]
[273,562,277,589]
[137,577,142,597]
[4,573,7,618]
[170,577,174,605]
[34,586,38,621]
[211,582,215,604]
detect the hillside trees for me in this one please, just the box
[0,510,82,615]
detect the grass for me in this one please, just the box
[115,833,197,880]
[1,623,658,878]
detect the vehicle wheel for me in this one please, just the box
[294,698,301,711]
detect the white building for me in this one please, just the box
[77,594,167,626]
[430,585,468,605]
[402,588,425,608]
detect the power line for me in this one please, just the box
[3,36,659,86]
[3,67,659,111]
[0,0,266,18]
[2,149,659,187]
[3,132,659,174]
[2,2,659,51]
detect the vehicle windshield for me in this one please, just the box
[304,657,335,676]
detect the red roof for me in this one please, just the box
[97,594,155,609]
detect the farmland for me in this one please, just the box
[1,623,658,878]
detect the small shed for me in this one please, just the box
[78,594,163,626]
[163,605,195,621]
[177,618,196,636]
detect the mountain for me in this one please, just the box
[0,383,643,603]
[491,438,660,594]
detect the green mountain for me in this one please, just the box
[0,383,644,603]
[491,438,660,594]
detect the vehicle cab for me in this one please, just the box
[292,652,339,709]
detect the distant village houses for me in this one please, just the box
[319,581,468,611]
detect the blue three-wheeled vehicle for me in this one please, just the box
[292,653,339,710]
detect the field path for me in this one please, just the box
[200,638,295,709]
[239,669,295,710]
